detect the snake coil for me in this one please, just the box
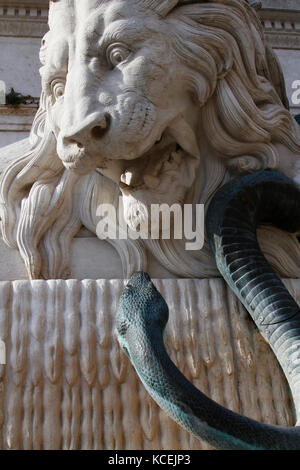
[116,170,300,450]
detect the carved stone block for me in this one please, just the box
[0,279,295,450]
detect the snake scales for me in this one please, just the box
[116,170,300,450]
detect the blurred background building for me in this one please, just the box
[0,0,300,147]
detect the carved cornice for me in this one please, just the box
[0,2,299,48]
[261,0,299,10]
[0,105,38,132]
[0,0,48,6]
[259,7,300,49]
[0,105,38,116]
[0,2,48,38]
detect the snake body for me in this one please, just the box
[116,170,300,450]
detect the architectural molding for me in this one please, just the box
[0,2,48,38]
[261,0,300,10]
[0,2,300,48]
[0,104,38,117]
[260,8,300,50]
[0,0,48,6]
[0,105,38,133]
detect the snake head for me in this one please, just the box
[115,272,169,358]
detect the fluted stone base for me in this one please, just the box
[0,278,297,450]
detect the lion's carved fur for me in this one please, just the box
[1,0,300,280]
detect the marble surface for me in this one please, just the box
[0,278,296,449]
[1,0,300,282]
[0,1,299,451]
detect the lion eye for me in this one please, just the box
[50,79,65,101]
[107,44,131,68]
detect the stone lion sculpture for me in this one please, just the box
[1,0,300,280]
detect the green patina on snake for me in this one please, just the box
[116,170,300,450]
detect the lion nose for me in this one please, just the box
[63,113,111,148]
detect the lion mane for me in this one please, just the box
[1,0,300,280]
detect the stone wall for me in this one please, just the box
[0,0,48,147]
[260,0,300,115]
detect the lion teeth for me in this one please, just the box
[143,175,160,189]
[119,182,133,195]
[121,170,134,186]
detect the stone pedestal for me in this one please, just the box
[0,278,296,450]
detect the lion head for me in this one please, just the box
[1,0,300,280]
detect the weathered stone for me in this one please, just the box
[0,0,300,451]
[0,278,296,450]
[1,0,300,281]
